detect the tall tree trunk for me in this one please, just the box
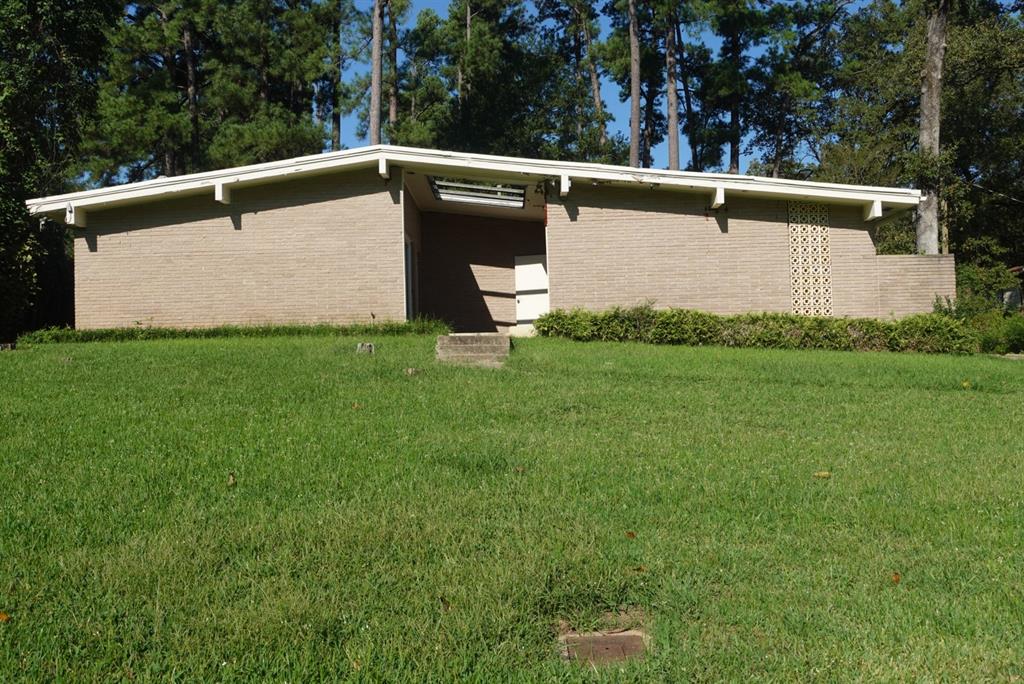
[627,0,641,167]
[331,85,342,150]
[665,20,680,170]
[386,0,399,138]
[574,27,583,141]
[642,80,655,167]
[457,1,471,103]
[409,62,418,119]
[161,46,180,176]
[771,123,783,177]
[331,13,342,151]
[465,1,472,98]
[581,18,607,146]
[182,21,199,172]
[369,0,383,145]
[726,31,741,174]
[675,23,700,171]
[916,0,948,255]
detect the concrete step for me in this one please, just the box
[436,344,508,354]
[436,334,510,349]
[436,334,510,366]
[436,351,508,361]
[437,355,505,368]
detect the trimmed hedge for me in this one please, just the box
[17,318,450,345]
[535,305,979,354]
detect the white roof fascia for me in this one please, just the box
[382,147,921,207]
[26,146,384,215]
[26,145,921,220]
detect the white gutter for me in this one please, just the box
[27,144,921,224]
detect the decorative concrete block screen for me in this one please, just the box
[788,202,834,316]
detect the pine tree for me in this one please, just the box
[746,0,844,178]
[81,0,331,183]
[535,0,620,161]
[603,0,664,167]
[0,0,119,339]
[627,0,642,166]
[707,0,769,173]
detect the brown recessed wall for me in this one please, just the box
[417,212,545,332]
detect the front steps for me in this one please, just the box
[436,333,510,367]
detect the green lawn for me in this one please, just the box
[1,336,1022,681]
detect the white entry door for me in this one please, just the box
[513,254,549,336]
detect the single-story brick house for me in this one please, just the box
[26,145,955,333]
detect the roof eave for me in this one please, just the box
[26,145,921,225]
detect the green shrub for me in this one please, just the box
[841,318,892,352]
[647,309,722,346]
[533,309,598,341]
[964,310,1010,354]
[1005,316,1024,354]
[593,304,658,342]
[17,318,450,345]
[721,313,804,350]
[889,314,978,354]
[535,306,979,355]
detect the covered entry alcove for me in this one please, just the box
[402,170,548,333]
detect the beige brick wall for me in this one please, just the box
[73,171,956,330]
[548,185,792,315]
[830,205,882,318]
[547,185,955,319]
[74,168,405,329]
[418,212,545,332]
[877,255,956,317]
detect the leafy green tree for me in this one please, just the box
[0,0,119,340]
[602,0,665,167]
[676,29,725,171]
[705,0,770,173]
[535,0,624,161]
[817,0,1022,297]
[746,0,845,177]
[81,0,334,183]
[204,0,333,167]
[387,8,455,146]
[315,0,363,150]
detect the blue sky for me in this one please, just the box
[339,0,686,168]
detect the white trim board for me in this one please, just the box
[27,144,922,222]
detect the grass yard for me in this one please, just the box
[1,335,1022,680]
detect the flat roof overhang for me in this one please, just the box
[27,144,921,227]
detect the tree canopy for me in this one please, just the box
[1,0,1022,339]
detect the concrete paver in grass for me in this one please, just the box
[558,609,648,666]
[560,630,647,665]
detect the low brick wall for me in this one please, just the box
[877,255,957,318]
